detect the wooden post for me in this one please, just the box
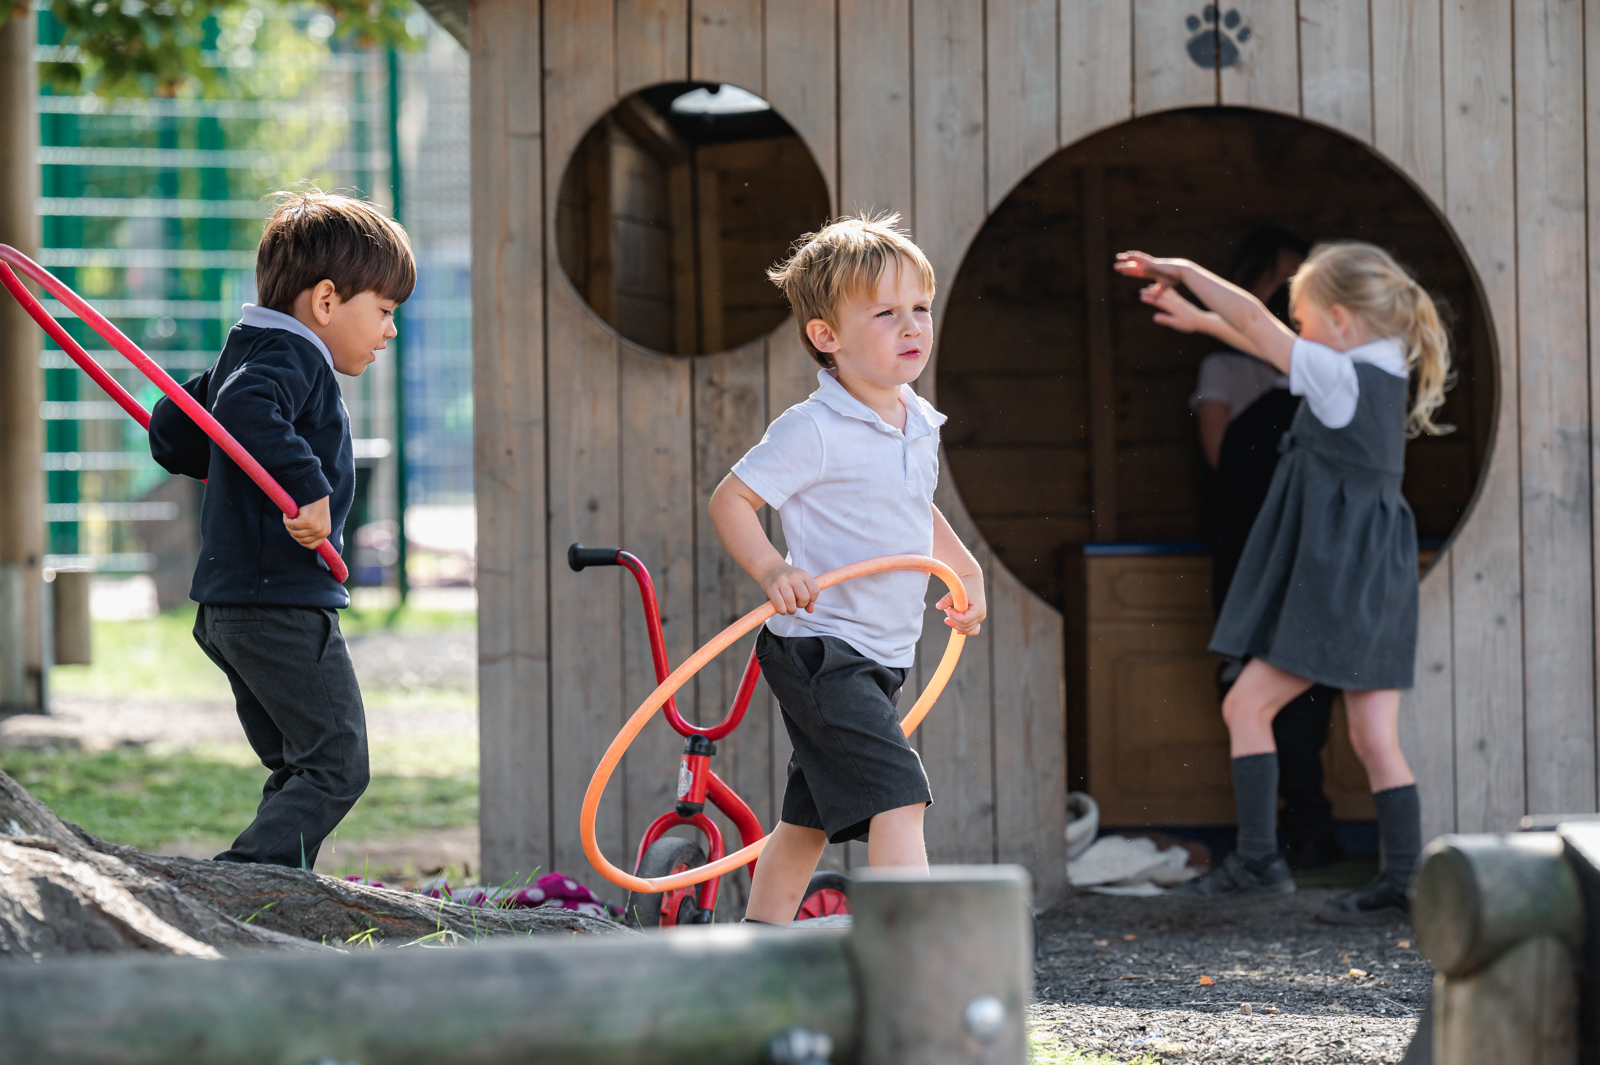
[50,570,91,667]
[851,865,1033,1065]
[1433,936,1579,1065]
[0,8,41,713]
[1412,833,1583,977]
[1412,832,1586,1065]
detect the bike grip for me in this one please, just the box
[568,544,622,571]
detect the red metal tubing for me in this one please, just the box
[706,770,765,852]
[702,645,761,741]
[0,244,349,583]
[616,552,762,740]
[616,552,687,731]
[634,810,727,913]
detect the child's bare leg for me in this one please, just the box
[866,802,928,870]
[1222,658,1314,756]
[1343,689,1413,790]
[1322,688,1420,918]
[745,820,827,924]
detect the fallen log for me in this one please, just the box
[0,769,626,961]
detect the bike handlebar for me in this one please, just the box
[567,544,622,571]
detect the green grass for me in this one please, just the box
[0,742,477,851]
[51,609,231,701]
[49,605,479,710]
[1029,1028,1159,1065]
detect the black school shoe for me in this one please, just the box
[1316,871,1410,925]
[1174,852,1296,898]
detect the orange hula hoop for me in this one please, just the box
[580,554,969,895]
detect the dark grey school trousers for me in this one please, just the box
[192,603,369,869]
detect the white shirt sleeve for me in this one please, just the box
[1288,337,1360,429]
[730,406,825,509]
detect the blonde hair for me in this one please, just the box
[1290,241,1454,437]
[767,212,936,368]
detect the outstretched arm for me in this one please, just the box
[1115,252,1296,372]
[1141,284,1260,357]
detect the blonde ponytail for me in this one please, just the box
[1290,241,1454,437]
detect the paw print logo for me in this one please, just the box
[1185,5,1252,69]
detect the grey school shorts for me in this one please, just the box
[755,628,932,844]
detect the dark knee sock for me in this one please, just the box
[1373,783,1422,883]
[741,917,776,925]
[1232,753,1280,861]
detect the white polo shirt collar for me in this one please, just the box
[239,303,335,372]
[810,369,948,437]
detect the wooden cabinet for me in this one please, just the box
[1067,552,1376,827]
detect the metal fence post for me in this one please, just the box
[850,865,1033,1065]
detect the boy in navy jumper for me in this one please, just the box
[149,189,414,868]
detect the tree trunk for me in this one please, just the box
[0,771,627,962]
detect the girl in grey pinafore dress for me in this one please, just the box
[1210,361,1418,690]
[1115,241,1452,923]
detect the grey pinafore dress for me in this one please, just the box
[1209,362,1418,690]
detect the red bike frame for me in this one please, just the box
[570,545,766,919]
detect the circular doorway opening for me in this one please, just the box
[555,82,831,356]
[935,107,1496,827]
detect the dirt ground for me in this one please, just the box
[1032,889,1427,1063]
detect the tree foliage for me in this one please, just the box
[10,0,420,98]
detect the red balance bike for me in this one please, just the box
[568,544,850,928]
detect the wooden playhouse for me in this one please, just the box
[423,0,1600,910]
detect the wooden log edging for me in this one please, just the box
[0,866,1033,1065]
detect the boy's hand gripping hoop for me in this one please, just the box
[580,554,968,894]
[0,244,348,582]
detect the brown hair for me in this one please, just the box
[255,187,415,313]
[767,211,936,368]
[1290,241,1454,437]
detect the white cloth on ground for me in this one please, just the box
[1067,835,1197,894]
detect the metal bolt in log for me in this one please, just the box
[851,865,1033,1065]
[1412,833,1584,977]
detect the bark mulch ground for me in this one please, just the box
[1030,888,1429,1063]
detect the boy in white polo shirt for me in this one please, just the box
[709,213,986,925]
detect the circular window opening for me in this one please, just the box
[556,82,832,356]
[938,107,1495,607]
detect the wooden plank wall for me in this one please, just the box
[473,0,1600,907]
[472,0,1068,909]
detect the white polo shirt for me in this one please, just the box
[1288,336,1408,429]
[731,370,947,667]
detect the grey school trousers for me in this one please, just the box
[192,603,369,868]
